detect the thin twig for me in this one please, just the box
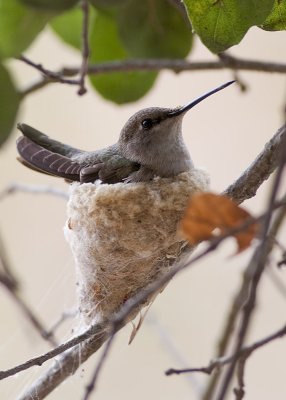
[46,310,77,337]
[83,331,116,400]
[78,0,90,95]
[165,322,286,376]
[202,266,251,400]
[18,327,109,400]
[0,321,107,381]
[3,286,58,347]
[233,356,246,400]
[18,55,80,87]
[19,56,286,97]
[0,182,68,202]
[277,254,286,267]
[50,57,286,75]
[0,230,18,290]
[266,266,286,300]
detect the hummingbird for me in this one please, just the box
[16,81,235,184]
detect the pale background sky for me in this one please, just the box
[0,25,286,400]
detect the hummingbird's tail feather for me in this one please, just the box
[17,123,82,157]
[17,156,56,177]
[16,136,82,181]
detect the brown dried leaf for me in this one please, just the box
[180,192,258,253]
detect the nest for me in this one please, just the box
[64,169,209,325]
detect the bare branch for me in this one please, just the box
[78,0,90,95]
[165,322,286,376]
[3,286,58,347]
[19,0,91,100]
[17,327,109,400]
[0,230,18,290]
[46,310,77,337]
[266,266,286,300]
[18,55,80,88]
[0,321,107,381]
[224,124,286,203]
[0,182,68,202]
[19,55,286,97]
[233,356,246,400]
[52,57,286,75]
[83,333,116,400]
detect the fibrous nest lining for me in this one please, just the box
[64,169,209,325]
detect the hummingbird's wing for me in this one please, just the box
[16,124,140,184]
[17,136,82,181]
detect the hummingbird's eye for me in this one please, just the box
[141,118,153,130]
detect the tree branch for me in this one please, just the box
[0,321,107,381]
[82,329,116,400]
[233,356,246,400]
[224,124,286,203]
[17,55,80,87]
[19,55,286,97]
[77,0,90,95]
[0,183,68,202]
[165,322,286,376]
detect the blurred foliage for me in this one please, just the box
[0,0,53,59]
[0,0,285,147]
[19,0,78,11]
[88,12,158,104]
[0,64,20,147]
[261,0,286,30]
[117,0,192,58]
[184,0,275,53]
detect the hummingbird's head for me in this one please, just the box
[118,106,189,171]
[119,81,235,176]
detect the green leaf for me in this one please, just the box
[183,0,275,53]
[89,13,157,104]
[117,0,192,58]
[50,6,96,49]
[0,64,20,147]
[261,0,286,30]
[0,0,52,59]
[19,0,78,11]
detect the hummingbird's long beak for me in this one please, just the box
[167,80,235,118]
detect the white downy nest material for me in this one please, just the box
[64,169,209,325]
